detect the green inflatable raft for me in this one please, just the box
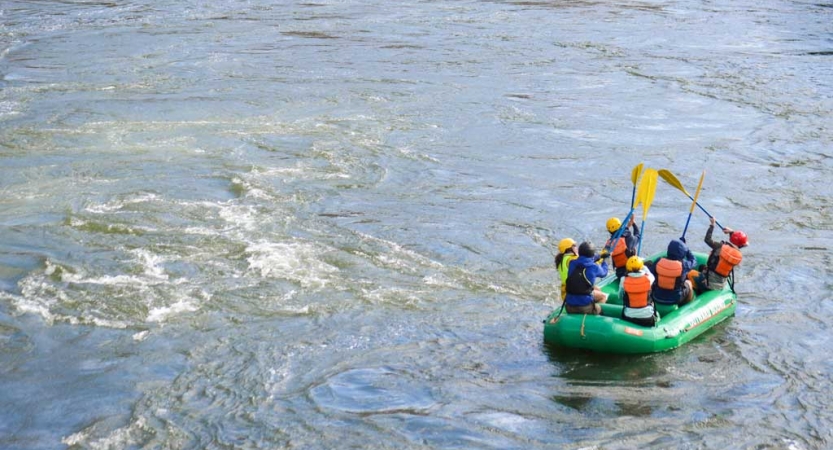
[543,252,736,354]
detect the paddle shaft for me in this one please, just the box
[605,163,643,254]
[681,171,706,240]
[605,209,634,254]
[637,219,646,256]
[658,169,724,230]
[682,215,694,241]
[684,193,723,230]
[635,168,658,257]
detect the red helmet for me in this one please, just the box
[730,230,748,248]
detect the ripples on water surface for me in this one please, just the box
[0,0,831,448]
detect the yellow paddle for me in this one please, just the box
[681,170,705,241]
[630,163,644,209]
[658,169,723,229]
[636,168,658,256]
[605,163,645,254]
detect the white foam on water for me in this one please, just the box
[218,202,260,232]
[132,330,150,341]
[2,290,55,324]
[181,226,218,236]
[61,416,147,450]
[3,289,130,329]
[260,167,306,176]
[423,274,464,290]
[375,253,417,272]
[146,296,198,323]
[66,216,154,235]
[84,202,123,214]
[246,239,338,289]
[257,164,349,182]
[0,100,21,118]
[360,286,422,306]
[265,350,297,400]
[354,230,445,270]
[84,192,161,214]
[66,315,129,329]
[130,248,168,281]
[59,267,155,287]
[280,304,310,315]
[470,411,534,434]
[230,173,273,200]
[61,430,87,447]
[323,172,351,179]
[10,246,207,327]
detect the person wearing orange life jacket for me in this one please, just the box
[649,239,697,306]
[604,215,641,278]
[618,256,658,327]
[689,217,748,293]
[564,242,609,315]
[555,238,578,301]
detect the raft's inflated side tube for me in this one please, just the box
[543,252,737,354]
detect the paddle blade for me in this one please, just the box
[658,169,691,197]
[631,163,644,186]
[633,175,646,210]
[640,168,658,220]
[629,163,645,209]
[689,170,706,214]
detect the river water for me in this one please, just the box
[0,1,831,449]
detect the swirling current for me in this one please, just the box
[0,1,831,449]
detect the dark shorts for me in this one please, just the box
[680,283,693,304]
[565,303,601,315]
[622,314,657,327]
[652,283,694,306]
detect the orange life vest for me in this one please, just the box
[655,258,683,291]
[713,244,742,277]
[609,238,628,268]
[623,274,651,308]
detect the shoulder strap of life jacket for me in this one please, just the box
[566,267,593,295]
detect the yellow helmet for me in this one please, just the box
[626,256,644,273]
[606,217,622,233]
[558,238,576,254]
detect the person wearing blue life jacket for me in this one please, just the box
[649,239,697,305]
[564,241,609,315]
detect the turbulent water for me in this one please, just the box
[1,0,831,448]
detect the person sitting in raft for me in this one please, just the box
[650,238,697,306]
[555,238,579,301]
[604,215,641,278]
[619,256,658,327]
[688,217,748,293]
[564,241,609,315]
